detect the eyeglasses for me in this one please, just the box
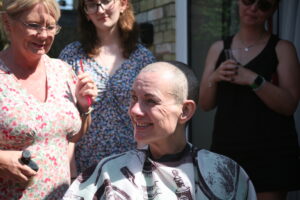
[241,0,274,12]
[19,20,61,35]
[84,0,115,14]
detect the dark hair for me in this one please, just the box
[77,0,139,58]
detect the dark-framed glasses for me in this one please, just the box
[241,0,274,12]
[84,0,115,14]
[19,21,61,35]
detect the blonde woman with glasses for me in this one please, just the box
[0,0,97,199]
[59,0,155,178]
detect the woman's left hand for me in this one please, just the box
[231,66,257,86]
[75,71,97,112]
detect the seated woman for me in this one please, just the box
[63,61,256,200]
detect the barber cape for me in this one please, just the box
[63,145,256,200]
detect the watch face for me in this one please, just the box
[255,75,264,86]
[250,75,265,89]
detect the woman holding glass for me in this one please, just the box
[0,0,97,199]
[199,0,300,199]
[59,0,155,177]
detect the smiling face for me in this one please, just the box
[85,0,127,32]
[129,70,184,145]
[6,3,57,57]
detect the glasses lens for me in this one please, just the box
[258,0,273,11]
[84,0,114,14]
[101,0,113,5]
[84,3,98,14]
[241,0,255,6]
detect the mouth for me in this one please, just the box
[32,42,46,49]
[135,122,152,129]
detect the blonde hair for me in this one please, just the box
[2,0,61,21]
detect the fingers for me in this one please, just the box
[214,61,239,82]
[76,72,98,108]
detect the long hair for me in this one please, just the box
[78,0,139,58]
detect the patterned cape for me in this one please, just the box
[63,145,256,200]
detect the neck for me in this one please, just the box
[149,128,187,160]
[1,47,43,78]
[97,26,122,47]
[238,25,267,44]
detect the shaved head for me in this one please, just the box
[139,61,199,105]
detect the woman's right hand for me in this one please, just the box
[210,59,239,84]
[0,150,37,183]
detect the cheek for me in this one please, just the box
[155,108,180,129]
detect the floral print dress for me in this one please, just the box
[0,55,82,199]
[59,42,155,172]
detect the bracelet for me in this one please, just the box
[80,107,94,117]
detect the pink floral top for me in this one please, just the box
[0,55,82,199]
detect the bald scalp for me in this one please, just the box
[139,61,199,105]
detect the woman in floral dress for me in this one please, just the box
[0,0,97,199]
[59,0,155,175]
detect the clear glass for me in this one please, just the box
[20,21,61,35]
[224,48,242,64]
[84,0,115,14]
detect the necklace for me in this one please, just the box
[238,32,265,52]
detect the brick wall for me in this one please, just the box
[132,0,176,60]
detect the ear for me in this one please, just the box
[178,100,196,124]
[119,0,128,13]
[1,13,12,34]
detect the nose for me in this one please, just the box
[96,4,105,13]
[37,28,49,37]
[250,0,259,11]
[129,101,144,117]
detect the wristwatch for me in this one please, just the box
[250,75,265,90]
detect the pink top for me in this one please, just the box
[0,55,81,199]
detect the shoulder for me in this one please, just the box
[64,149,146,199]
[196,149,256,199]
[209,40,224,55]
[75,150,145,186]
[44,55,74,78]
[59,41,84,60]
[276,38,297,52]
[130,44,156,62]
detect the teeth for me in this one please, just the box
[136,123,148,127]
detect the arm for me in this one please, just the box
[232,40,300,116]
[68,71,96,143]
[68,142,78,181]
[199,41,238,111]
[0,150,37,183]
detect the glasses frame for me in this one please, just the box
[84,0,115,14]
[241,0,274,12]
[17,20,61,35]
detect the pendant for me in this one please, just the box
[244,47,249,52]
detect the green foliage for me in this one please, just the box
[191,0,239,42]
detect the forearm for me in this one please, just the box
[68,113,91,143]
[255,82,299,116]
[68,143,78,180]
[199,76,218,111]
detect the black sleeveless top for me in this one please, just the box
[210,35,300,191]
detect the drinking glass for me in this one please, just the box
[224,48,241,65]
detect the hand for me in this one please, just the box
[75,71,98,112]
[231,66,257,86]
[0,150,37,183]
[210,60,239,83]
